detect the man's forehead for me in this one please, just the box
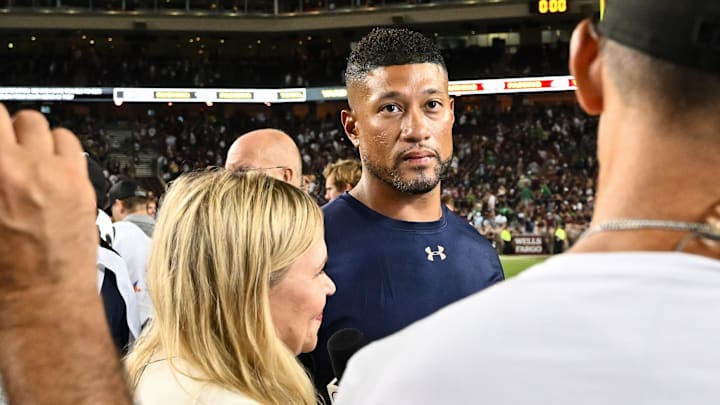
[365,63,446,81]
[348,63,448,98]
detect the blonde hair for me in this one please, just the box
[125,170,321,405]
[323,159,362,189]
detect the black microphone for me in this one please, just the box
[326,328,368,403]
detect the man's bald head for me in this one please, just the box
[225,128,303,188]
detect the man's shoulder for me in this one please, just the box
[124,213,155,224]
[441,211,497,251]
[322,194,370,233]
[322,194,355,215]
[444,209,482,233]
[113,220,150,239]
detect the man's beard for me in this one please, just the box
[362,149,451,195]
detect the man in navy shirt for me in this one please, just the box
[308,27,504,398]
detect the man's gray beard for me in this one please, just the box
[362,153,451,195]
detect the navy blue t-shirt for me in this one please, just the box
[308,193,504,392]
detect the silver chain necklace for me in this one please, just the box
[579,219,720,252]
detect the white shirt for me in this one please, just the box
[337,252,720,405]
[113,220,154,324]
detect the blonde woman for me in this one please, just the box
[125,170,336,405]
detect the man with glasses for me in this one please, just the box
[225,128,303,188]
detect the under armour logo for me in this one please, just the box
[425,245,447,261]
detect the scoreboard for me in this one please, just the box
[529,0,569,14]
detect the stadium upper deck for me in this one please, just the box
[0,0,597,31]
[0,0,598,87]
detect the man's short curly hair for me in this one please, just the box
[345,27,447,84]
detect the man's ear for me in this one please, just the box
[111,200,123,221]
[341,110,360,148]
[449,96,455,125]
[570,19,604,116]
[282,167,300,188]
[116,200,125,214]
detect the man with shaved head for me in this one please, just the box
[225,128,303,188]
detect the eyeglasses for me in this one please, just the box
[235,166,288,173]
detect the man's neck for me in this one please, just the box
[118,211,150,223]
[125,211,150,219]
[571,111,720,258]
[350,176,443,222]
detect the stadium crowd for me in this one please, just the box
[45,99,597,251]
